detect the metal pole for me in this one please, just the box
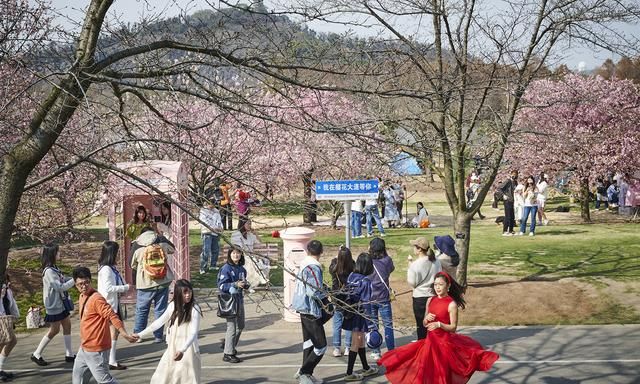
[344,201,352,248]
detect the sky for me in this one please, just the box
[46,0,640,71]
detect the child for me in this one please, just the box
[0,274,19,381]
[329,247,354,357]
[31,243,76,366]
[134,279,202,383]
[378,272,499,383]
[217,248,248,363]
[342,252,379,381]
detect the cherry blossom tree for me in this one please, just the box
[505,74,640,221]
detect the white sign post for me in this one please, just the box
[316,179,379,249]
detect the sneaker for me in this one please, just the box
[529,232,535,237]
[153,337,164,344]
[369,352,381,361]
[65,355,76,362]
[366,233,372,238]
[199,270,205,275]
[537,221,543,226]
[298,374,314,384]
[344,373,363,382]
[223,354,242,363]
[0,371,15,381]
[30,354,48,366]
[309,375,324,384]
[543,219,549,225]
[515,232,524,236]
[361,366,379,377]
[343,347,350,356]
[333,348,342,357]
[380,233,386,237]
[294,370,301,380]
[502,232,513,237]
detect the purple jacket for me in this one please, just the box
[367,255,395,302]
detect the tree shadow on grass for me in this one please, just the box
[523,248,640,280]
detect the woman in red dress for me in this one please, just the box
[378,272,499,383]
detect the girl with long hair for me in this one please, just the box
[518,175,539,236]
[30,243,76,366]
[126,205,150,241]
[134,279,202,383]
[97,241,130,370]
[217,248,248,363]
[342,253,379,381]
[378,272,499,383]
[367,238,395,360]
[329,246,355,357]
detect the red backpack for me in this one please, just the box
[143,244,167,280]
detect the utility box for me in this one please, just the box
[280,227,316,322]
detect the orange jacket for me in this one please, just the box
[79,288,125,352]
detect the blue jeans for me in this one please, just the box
[520,205,538,234]
[370,301,395,353]
[365,205,385,235]
[351,211,363,237]
[200,233,220,271]
[332,310,353,348]
[134,287,169,340]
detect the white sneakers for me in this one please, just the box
[333,348,342,357]
[295,370,323,384]
[361,366,379,377]
[369,352,381,361]
[344,347,350,356]
[529,232,535,237]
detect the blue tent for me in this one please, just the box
[391,152,422,175]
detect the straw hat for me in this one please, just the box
[409,237,430,251]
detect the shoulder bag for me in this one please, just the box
[373,264,396,302]
[217,292,238,318]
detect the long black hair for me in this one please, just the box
[98,241,119,267]
[335,246,354,278]
[369,238,387,260]
[41,242,59,270]
[434,271,466,309]
[354,252,374,276]
[161,201,171,226]
[134,205,148,224]
[170,279,201,327]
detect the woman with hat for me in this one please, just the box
[407,237,441,340]
[341,253,379,381]
[433,235,459,278]
[378,272,499,383]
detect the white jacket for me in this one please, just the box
[97,265,130,311]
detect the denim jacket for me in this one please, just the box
[291,256,327,319]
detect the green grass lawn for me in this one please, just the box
[303,223,640,283]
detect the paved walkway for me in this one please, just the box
[7,295,640,383]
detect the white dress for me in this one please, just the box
[138,302,202,384]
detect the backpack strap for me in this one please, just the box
[80,291,96,319]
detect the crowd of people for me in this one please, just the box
[293,238,498,384]
[6,229,497,383]
[495,170,550,236]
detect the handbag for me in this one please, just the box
[373,265,396,302]
[62,293,74,313]
[0,316,15,345]
[26,306,44,329]
[217,292,238,318]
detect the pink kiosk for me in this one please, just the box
[107,160,190,304]
[281,227,316,322]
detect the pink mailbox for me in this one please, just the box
[106,161,190,304]
[280,227,316,322]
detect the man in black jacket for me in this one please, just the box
[499,170,519,236]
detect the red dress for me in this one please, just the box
[378,296,499,384]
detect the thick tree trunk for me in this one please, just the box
[580,178,591,222]
[302,170,317,223]
[453,213,472,288]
